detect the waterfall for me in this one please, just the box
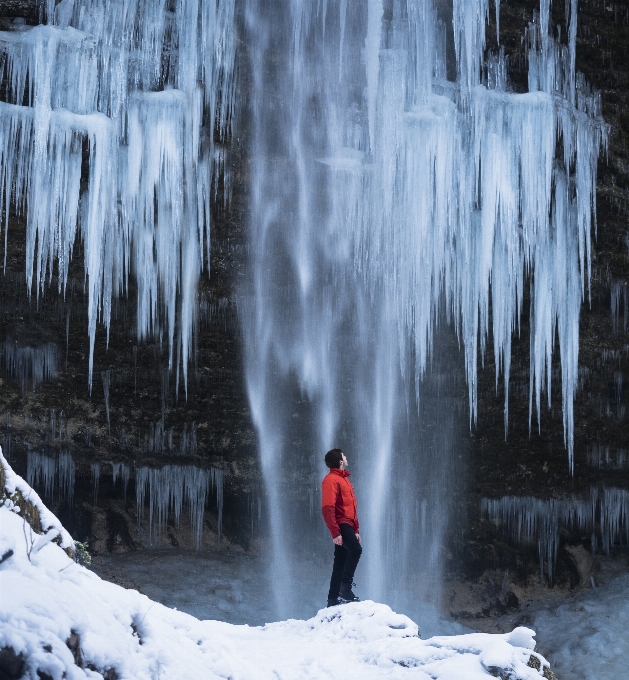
[0,0,238,388]
[241,0,606,618]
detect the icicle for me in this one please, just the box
[482,489,629,582]
[611,282,627,334]
[0,0,238,391]
[49,408,56,442]
[58,451,75,507]
[134,464,212,548]
[27,451,57,500]
[1,433,11,462]
[1,340,59,392]
[101,370,111,435]
[212,467,224,541]
[90,462,100,506]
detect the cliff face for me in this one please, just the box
[0,0,627,625]
[0,0,259,553]
[447,0,629,628]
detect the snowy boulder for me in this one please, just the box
[0,450,557,679]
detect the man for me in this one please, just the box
[321,448,362,607]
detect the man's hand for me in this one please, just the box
[355,533,361,543]
[333,535,343,545]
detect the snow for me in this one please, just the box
[0,452,553,679]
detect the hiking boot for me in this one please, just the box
[339,581,360,602]
[326,597,343,607]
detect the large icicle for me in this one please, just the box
[0,0,237,388]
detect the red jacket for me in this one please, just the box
[321,468,359,537]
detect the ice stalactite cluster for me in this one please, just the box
[1,339,58,392]
[135,464,224,548]
[587,444,629,470]
[243,0,605,614]
[0,0,237,388]
[111,461,130,502]
[482,489,629,583]
[611,281,628,334]
[26,450,75,506]
[90,462,100,506]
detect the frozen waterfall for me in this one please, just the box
[0,0,237,388]
[241,0,605,617]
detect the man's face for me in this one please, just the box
[340,453,348,470]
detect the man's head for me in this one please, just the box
[325,448,348,470]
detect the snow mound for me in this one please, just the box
[0,451,554,679]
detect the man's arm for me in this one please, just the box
[321,476,341,539]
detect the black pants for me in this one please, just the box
[327,523,362,600]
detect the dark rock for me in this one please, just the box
[65,630,83,668]
[0,647,25,680]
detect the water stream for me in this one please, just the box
[240,0,605,619]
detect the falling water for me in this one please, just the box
[241,0,605,618]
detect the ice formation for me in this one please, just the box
[587,444,629,470]
[26,451,57,500]
[58,450,76,506]
[1,338,58,392]
[90,461,100,506]
[0,0,237,388]
[26,450,75,506]
[101,370,111,434]
[610,281,627,334]
[482,488,629,582]
[242,0,606,614]
[111,461,130,501]
[135,464,224,548]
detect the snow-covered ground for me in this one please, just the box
[0,452,553,679]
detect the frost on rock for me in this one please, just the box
[0,452,555,680]
[0,0,237,389]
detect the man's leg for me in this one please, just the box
[339,523,362,598]
[327,543,347,603]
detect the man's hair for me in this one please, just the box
[325,448,344,469]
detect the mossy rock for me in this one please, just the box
[528,655,557,680]
[1,462,74,559]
